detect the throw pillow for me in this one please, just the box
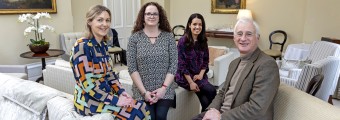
[2,78,60,115]
[208,46,228,66]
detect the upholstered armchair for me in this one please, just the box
[207,46,239,87]
[59,32,85,61]
[280,56,340,101]
[279,41,340,82]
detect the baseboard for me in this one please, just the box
[27,59,57,81]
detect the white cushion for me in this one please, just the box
[207,67,213,79]
[55,58,71,68]
[119,70,132,81]
[47,95,113,120]
[2,80,60,114]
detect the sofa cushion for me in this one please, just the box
[47,95,114,120]
[119,70,132,81]
[208,46,228,66]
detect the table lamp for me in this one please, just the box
[237,9,252,20]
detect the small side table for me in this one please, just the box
[20,49,65,82]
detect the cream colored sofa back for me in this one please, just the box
[273,84,340,120]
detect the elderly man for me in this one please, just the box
[193,18,280,120]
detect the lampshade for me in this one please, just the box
[237,9,252,20]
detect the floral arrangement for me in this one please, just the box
[18,12,55,46]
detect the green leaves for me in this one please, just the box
[29,38,49,46]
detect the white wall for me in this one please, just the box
[302,0,340,43]
[72,0,103,32]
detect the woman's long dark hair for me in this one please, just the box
[184,13,208,51]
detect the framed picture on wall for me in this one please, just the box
[211,0,246,14]
[0,0,57,14]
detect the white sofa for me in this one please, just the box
[1,73,340,119]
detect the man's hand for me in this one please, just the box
[202,108,221,120]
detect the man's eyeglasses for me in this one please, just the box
[145,12,159,17]
[235,31,255,38]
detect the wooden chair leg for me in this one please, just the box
[328,95,333,105]
[119,52,123,66]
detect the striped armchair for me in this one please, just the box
[280,41,340,101]
[280,41,340,82]
[280,56,340,101]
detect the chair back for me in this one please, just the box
[306,74,324,96]
[107,28,120,47]
[269,30,287,52]
[59,32,85,61]
[321,37,340,44]
[293,56,340,101]
[172,25,185,40]
[307,41,340,63]
[315,57,340,101]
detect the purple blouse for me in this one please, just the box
[175,36,210,90]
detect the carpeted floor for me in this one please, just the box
[113,63,128,72]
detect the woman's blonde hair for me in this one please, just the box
[85,5,111,41]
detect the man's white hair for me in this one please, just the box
[233,18,260,38]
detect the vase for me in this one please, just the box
[29,43,50,53]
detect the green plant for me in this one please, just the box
[18,12,54,46]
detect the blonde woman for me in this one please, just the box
[70,5,150,119]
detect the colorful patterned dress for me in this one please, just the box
[70,37,150,120]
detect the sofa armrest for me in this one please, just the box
[167,87,201,120]
[0,65,27,73]
[209,52,237,86]
[43,65,75,94]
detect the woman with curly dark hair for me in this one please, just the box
[127,2,177,120]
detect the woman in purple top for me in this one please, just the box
[175,13,216,112]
